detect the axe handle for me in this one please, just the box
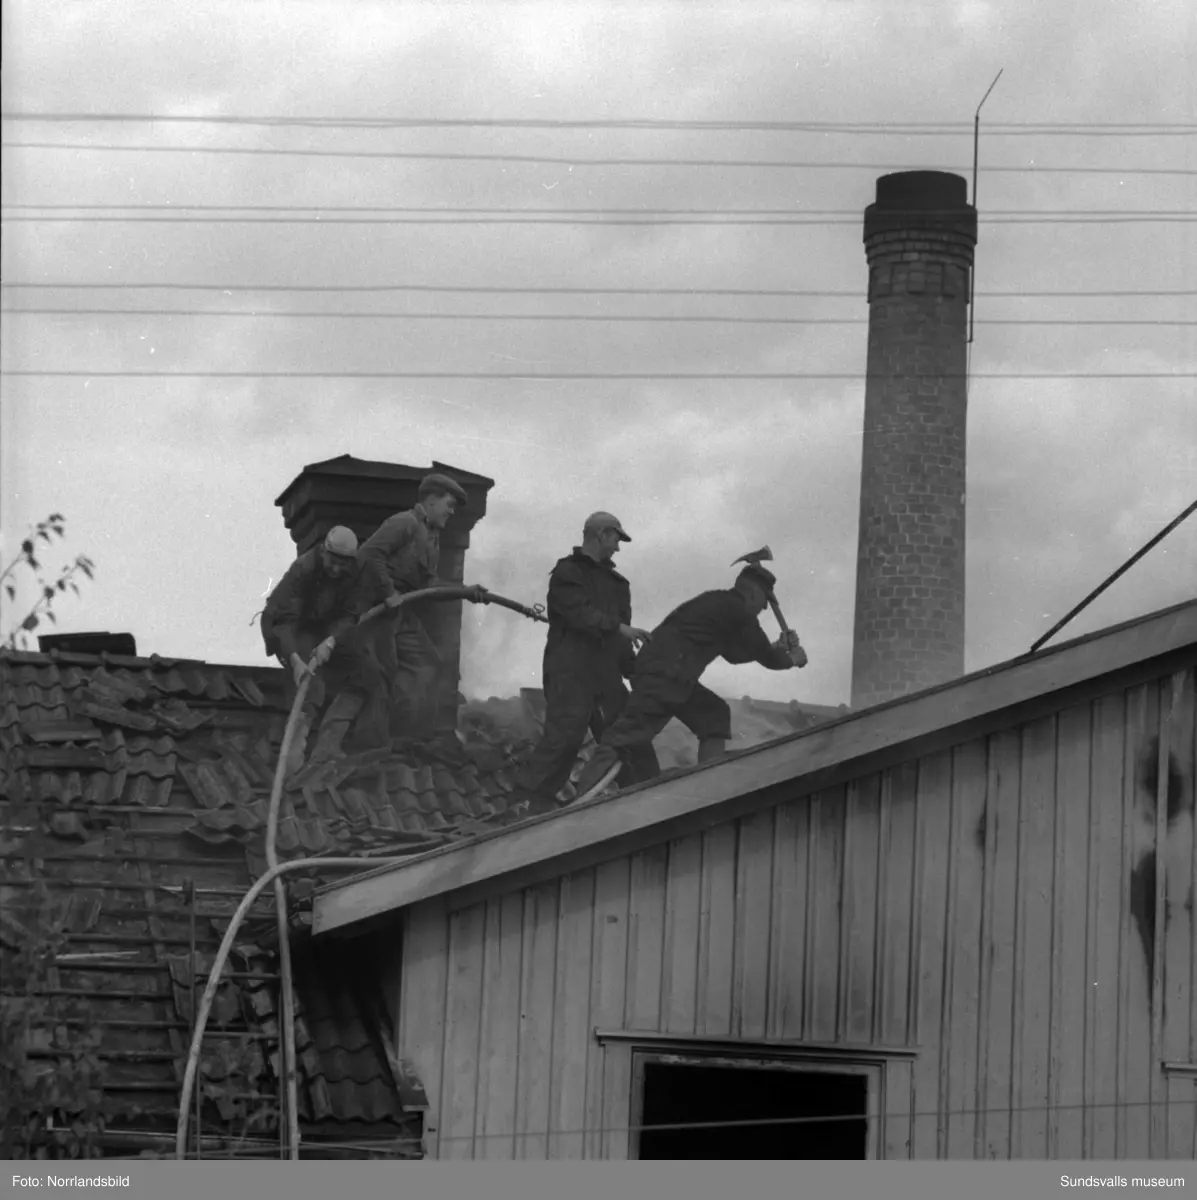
[768,595,808,667]
[767,594,794,637]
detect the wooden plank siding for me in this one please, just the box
[396,663,1197,1160]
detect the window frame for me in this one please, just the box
[627,1047,884,1161]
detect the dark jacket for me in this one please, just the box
[261,548,373,661]
[542,548,635,688]
[637,588,791,686]
[357,503,441,602]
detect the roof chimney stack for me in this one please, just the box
[274,455,495,735]
[851,171,977,709]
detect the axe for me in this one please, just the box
[732,545,808,667]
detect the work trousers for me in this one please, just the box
[277,624,389,750]
[369,609,442,741]
[599,658,733,784]
[518,671,648,804]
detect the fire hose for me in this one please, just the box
[356,584,548,628]
[173,855,411,1160]
[178,585,547,1159]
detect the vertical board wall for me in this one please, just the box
[397,665,1197,1160]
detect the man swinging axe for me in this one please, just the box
[571,547,808,802]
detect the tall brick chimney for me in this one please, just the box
[274,455,494,734]
[851,170,978,709]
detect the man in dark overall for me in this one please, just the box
[358,472,487,742]
[572,562,807,798]
[516,511,653,808]
[260,525,388,772]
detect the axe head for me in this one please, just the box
[732,544,773,567]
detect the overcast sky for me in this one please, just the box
[1,0,1194,708]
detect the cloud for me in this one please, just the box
[2,0,1192,716]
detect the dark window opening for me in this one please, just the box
[637,1061,869,1160]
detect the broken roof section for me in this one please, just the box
[311,597,1197,935]
[0,643,535,1156]
[481,688,847,780]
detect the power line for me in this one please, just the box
[2,283,1192,298]
[3,112,1195,135]
[3,203,1191,217]
[3,213,1190,226]
[358,1091,1197,1145]
[2,309,1192,328]
[170,1091,1197,1155]
[65,1091,1197,1160]
[3,370,1191,381]
[1030,497,1197,653]
[3,141,1192,175]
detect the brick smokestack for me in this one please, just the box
[851,171,978,709]
[274,455,494,734]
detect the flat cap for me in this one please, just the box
[583,511,631,542]
[419,472,468,507]
[736,562,777,593]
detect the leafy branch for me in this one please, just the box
[1,514,96,649]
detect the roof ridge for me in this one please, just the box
[0,646,287,676]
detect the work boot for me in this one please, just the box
[697,736,728,765]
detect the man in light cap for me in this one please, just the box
[261,525,388,769]
[572,561,806,798]
[515,511,654,808]
[358,472,489,742]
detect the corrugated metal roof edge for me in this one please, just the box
[310,594,1197,932]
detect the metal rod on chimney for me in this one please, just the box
[969,68,1003,348]
[1029,496,1197,654]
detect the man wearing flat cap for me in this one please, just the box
[358,472,488,742]
[572,561,805,798]
[517,511,654,807]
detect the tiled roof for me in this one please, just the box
[1,648,535,863]
[1,641,840,1155]
[0,646,537,1157]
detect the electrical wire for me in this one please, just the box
[2,283,1190,297]
[4,217,1189,225]
[1029,497,1197,653]
[4,204,1190,216]
[3,141,1193,174]
[2,370,1193,381]
[4,206,1194,223]
[3,112,1195,134]
[160,1092,1197,1158]
[2,309,1192,327]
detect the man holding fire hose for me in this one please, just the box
[260,524,389,771]
[516,511,655,809]
[357,472,490,743]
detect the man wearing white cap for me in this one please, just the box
[516,511,654,807]
[261,525,387,767]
